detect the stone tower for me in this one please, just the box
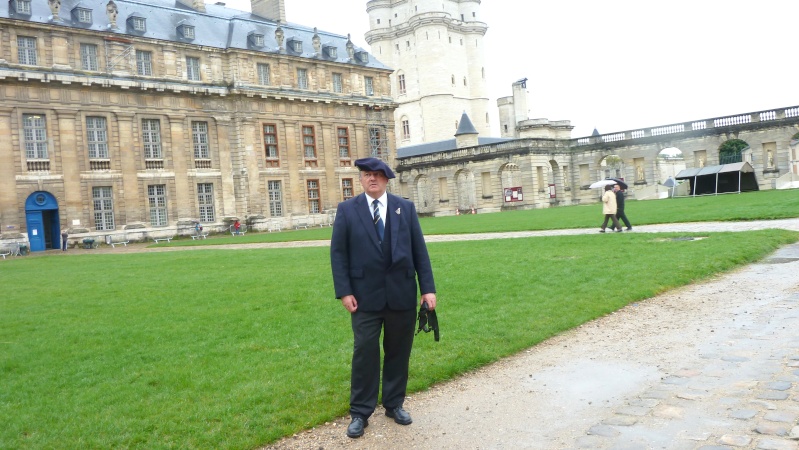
[365,0,490,147]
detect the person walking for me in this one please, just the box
[613,184,632,231]
[599,184,622,233]
[330,157,437,439]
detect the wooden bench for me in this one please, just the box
[152,237,172,244]
[191,233,208,240]
[230,225,247,236]
[110,241,130,248]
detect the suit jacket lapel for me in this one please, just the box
[388,195,400,258]
[356,194,382,250]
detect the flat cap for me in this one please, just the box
[354,157,395,179]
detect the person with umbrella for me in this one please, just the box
[599,184,622,233]
[612,183,632,231]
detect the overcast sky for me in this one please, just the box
[222,0,799,138]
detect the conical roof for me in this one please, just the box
[454,112,478,136]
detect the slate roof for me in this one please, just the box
[454,111,478,136]
[397,137,513,158]
[0,0,389,70]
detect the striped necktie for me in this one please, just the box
[372,199,384,241]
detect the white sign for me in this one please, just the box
[32,229,38,236]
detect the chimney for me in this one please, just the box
[176,0,206,12]
[251,0,286,22]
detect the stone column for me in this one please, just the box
[166,114,191,219]
[55,110,82,225]
[50,32,72,70]
[214,115,237,217]
[0,108,18,227]
[115,113,144,223]
[163,49,178,79]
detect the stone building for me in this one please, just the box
[0,0,395,251]
[395,85,799,216]
[365,0,490,147]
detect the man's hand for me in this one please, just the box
[421,293,437,310]
[341,295,358,313]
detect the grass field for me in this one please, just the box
[2,226,797,449]
[158,188,799,247]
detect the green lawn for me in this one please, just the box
[2,229,797,449]
[158,188,799,247]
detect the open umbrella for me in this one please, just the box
[610,178,628,190]
[589,179,617,189]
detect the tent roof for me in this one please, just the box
[675,162,754,179]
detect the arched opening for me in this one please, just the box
[718,139,749,164]
[24,191,61,252]
[599,155,623,180]
[656,147,686,183]
[414,174,433,212]
[455,169,476,210]
[548,160,560,199]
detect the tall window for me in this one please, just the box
[307,180,320,213]
[337,127,350,164]
[148,184,168,226]
[17,36,37,65]
[136,50,152,76]
[364,76,374,96]
[402,119,410,140]
[302,125,317,166]
[332,73,343,93]
[297,68,308,89]
[23,114,48,159]
[141,119,162,159]
[263,124,279,167]
[257,63,270,85]
[93,187,115,231]
[398,74,406,95]
[86,116,108,158]
[268,180,283,217]
[80,43,98,71]
[197,183,215,222]
[368,126,385,158]
[342,178,353,200]
[192,121,209,159]
[186,56,200,81]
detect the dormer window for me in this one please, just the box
[249,32,265,47]
[324,45,337,59]
[128,15,146,32]
[13,0,31,14]
[74,7,92,23]
[355,51,369,64]
[288,38,302,53]
[178,24,195,39]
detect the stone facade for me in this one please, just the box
[396,106,799,216]
[365,0,490,147]
[0,0,395,250]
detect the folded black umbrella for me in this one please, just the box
[416,301,439,341]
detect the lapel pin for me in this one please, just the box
[395,208,401,215]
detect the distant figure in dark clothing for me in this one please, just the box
[61,229,68,251]
[613,184,632,231]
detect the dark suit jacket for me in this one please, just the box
[330,193,435,312]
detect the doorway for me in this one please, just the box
[24,191,61,252]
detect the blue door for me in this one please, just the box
[25,191,61,252]
[26,211,45,251]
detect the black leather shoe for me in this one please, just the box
[346,417,368,438]
[385,406,413,425]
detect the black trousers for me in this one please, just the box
[349,307,416,419]
[615,209,631,229]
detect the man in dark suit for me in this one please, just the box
[330,157,437,439]
[613,183,633,231]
